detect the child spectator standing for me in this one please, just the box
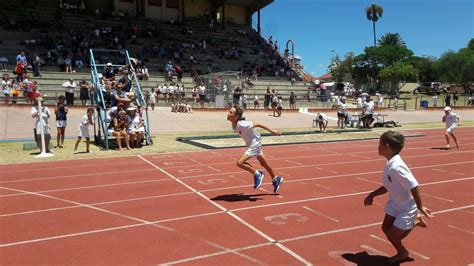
[2,74,11,105]
[54,95,68,148]
[74,108,94,154]
[442,106,460,149]
[253,95,259,109]
[149,88,156,111]
[227,106,284,193]
[364,131,433,263]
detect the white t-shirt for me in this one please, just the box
[149,92,156,103]
[62,81,76,94]
[31,106,51,134]
[443,112,459,128]
[234,120,261,149]
[337,102,347,114]
[383,154,419,211]
[2,80,11,95]
[363,101,374,115]
[198,85,206,95]
[315,113,328,122]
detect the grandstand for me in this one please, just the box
[0,0,322,107]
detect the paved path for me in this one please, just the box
[1,105,473,140]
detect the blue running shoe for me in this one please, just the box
[272,176,283,193]
[253,171,264,189]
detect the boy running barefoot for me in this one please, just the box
[364,131,433,263]
[227,106,284,193]
[442,106,460,149]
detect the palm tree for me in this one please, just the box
[378,33,406,47]
[366,3,384,47]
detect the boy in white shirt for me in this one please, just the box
[442,106,460,149]
[227,106,283,193]
[74,108,94,154]
[314,113,328,132]
[364,131,433,263]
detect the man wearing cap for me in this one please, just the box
[442,106,460,149]
[62,78,76,105]
[103,63,118,81]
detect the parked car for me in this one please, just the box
[414,82,443,94]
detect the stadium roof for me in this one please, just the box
[225,0,274,12]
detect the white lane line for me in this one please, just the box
[207,165,221,173]
[421,192,454,203]
[314,183,333,190]
[137,155,312,265]
[370,234,430,260]
[351,154,371,160]
[356,177,380,185]
[448,225,474,235]
[360,244,389,256]
[432,168,465,176]
[179,154,474,179]
[302,206,339,223]
[285,159,303,166]
[314,166,338,174]
[0,191,193,217]
[0,178,171,198]
[233,177,474,212]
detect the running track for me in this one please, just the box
[0,127,473,265]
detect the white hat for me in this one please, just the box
[444,106,451,111]
[106,62,113,66]
[97,73,103,78]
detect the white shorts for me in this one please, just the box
[446,123,457,134]
[245,145,263,158]
[78,127,90,138]
[384,201,418,230]
[56,120,67,128]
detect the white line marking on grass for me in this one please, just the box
[137,155,312,265]
[370,234,430,260]
[302,206,339,223]
[421,193,454,203]
[448,225,474,235]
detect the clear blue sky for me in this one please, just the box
[253,0,473,77]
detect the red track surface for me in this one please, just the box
[1,128,473,265]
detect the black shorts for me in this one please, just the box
[362,114,373,120]
[337,112,346,118]
[199,94,206,101]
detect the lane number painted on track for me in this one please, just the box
[263,213,308,225]
[197,178,228,185]
[178,168,204,174]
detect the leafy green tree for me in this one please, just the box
[329,53,354,83]
[409,56,438,82]
[378,33,406,47]
[366,3,384,47]
[379,62,417,94]
[436,44,474,93]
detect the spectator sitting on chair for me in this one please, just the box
[361,96,375,128]
[314,113,328,133]
[103,62,118,81]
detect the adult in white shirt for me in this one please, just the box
[337,97,348,129]
[198,84,206,108]
[31,97,52,153]
[442,106,460,149]
[375,92,383,108]
[362,96,375,128]
[62,78,77,105]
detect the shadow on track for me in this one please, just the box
[211,193,278,202]
[342,251,414,265]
